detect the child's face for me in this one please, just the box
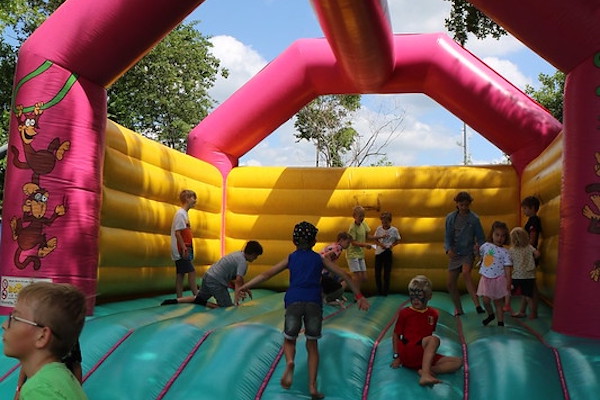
[381,218,391,228]
[353,212,365,224]
[245,253,260,263]
[339,238,351,249]
[409,293,430,310]
[456,200,471,213]
[186,195,197,209]
[522,205,535,217]
[2,300,40,359]
[492,229,507,246]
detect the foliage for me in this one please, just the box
[107,22,227,151]
[294,95,361,167]
[443,0,506,46]
[525,70,564,123]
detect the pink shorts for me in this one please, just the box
[477,274,509,300]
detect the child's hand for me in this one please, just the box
[390,358,402,369]
[235,288,252,305]
[357,297,370,311]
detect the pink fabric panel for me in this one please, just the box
[187,39,356,176]
[553,55,600,338]
[21,0,204,87]
[0,55,106,313]
[468,0,600,73]
[188,34,560,176]
[381,34,561,172]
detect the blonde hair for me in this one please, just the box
[17,282,86,358]
[510,227,530,248]
[179,189,196,204]
[408,275,433,298]
[352,205,365,217]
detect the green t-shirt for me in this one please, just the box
[347,221,370,259]
[20,362,87,400]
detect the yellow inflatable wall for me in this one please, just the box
[99,122,563,299]
[99,121,222,299]
[225,165,518,293]
[520,132,563,299]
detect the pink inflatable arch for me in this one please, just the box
[0,0,598,338]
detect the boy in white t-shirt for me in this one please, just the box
[374,211,401,296]
[170,190,198,298]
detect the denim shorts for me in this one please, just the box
[284,302,323,340]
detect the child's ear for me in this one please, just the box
[33,327,53,349]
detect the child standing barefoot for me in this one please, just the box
[509,227,540,318]
[390,275,462,385]
[477,221,512,327]
[445,192,486,315]
[236,222,369,399]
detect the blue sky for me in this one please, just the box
[187,0,557,167]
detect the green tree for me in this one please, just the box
[107,22,227,151]
[294,95,361,167]
[443,0,506,46]
[525,70,564,123]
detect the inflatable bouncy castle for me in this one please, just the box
[0,1,599,399]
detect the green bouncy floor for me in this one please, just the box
[1,291,599,400]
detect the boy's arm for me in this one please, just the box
[323,258,369,310]
[235,258,288,304]
[390,316,403,368]
[175,230,188,258]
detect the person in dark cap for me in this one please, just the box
[236,221,369,400]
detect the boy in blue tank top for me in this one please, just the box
[237,221,370,400]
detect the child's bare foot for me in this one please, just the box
[418,370,441,386]
[280,362,295,389]
[310,392,325,400]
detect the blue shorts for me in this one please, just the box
[284,302,323,340]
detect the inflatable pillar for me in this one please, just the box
[553,55,600,338]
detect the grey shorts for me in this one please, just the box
[284,302,323,340]
[194,275,233,307]
[347,258,367,272]
[448,254,474,271]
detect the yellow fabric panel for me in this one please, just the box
[99,226,221,267]
[101,187,221,236]
[105,120,222,188]
[521,132,562,299]
[99,121,224,298]
[103,147,222,212]
[225,165,518,293]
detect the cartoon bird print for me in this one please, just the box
[10,182,67,270]
[482,247,495,267]
[10,102,70,185]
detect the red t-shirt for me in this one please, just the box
[393,306,441,369]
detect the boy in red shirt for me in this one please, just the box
[391,275,462,385]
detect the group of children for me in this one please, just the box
[2,190,542,398]
[445,192,543,326]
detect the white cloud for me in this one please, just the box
[388,0,451,34]
[208,35,267,104]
